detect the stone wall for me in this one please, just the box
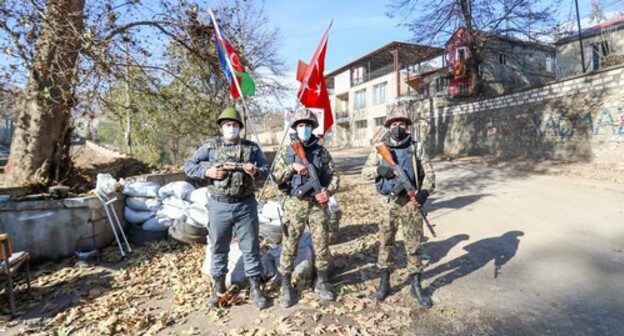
[422,64,624,164]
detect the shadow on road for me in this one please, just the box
[428,194,491,211]
[420,231,524,294]
[334,155,368,176]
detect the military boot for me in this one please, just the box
[409,273,432,308]
[314,271,336,301]
[248,276,269,310]
[206,275,226,308]
[279,273,295,308]
[371,269,391,302]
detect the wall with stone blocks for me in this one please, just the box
[424,65,624,164]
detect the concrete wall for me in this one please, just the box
[422,64,624,164]
[0,171,196,261]
[0,195,125,260]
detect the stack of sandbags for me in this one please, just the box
[122,181,170,245]
[257,200,284,244]
[160,182,210,245]
[201,232,315,288]
[122,180,211,245]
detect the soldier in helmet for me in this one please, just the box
[272,107,340,307]
[184,107,269,309]
[361,107,436,308]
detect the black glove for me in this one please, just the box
[415,190,429,204]
[376,166,395,178]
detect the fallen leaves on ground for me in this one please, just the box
[0,175,494,335]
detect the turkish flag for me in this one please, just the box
[296,30,333,136]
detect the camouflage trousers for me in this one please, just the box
[377,195,425,275]
[278,196,331,274]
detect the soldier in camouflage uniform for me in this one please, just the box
[184,108,269,310]
[361,107,436,308]
[272,108,340,307]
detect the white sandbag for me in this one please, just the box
[123,181,160,198]
[123,207,154,224]
[261,252,277,281]
[292,232,314,284]
[158,181,195,200]
[157,205,186,220]
[259,200,283,220]
[161,196,190,207]
[185,203,209,227]
[157,196,192,220]
[125,196,162,212]
[201,242,245,287]
[95,173,119,195]
[258,214,272,224]
[187,187,210,205]
[328,195,340,213]
[185,214,202,227]
[142,216,173,232]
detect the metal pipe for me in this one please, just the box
[575,0,586,73]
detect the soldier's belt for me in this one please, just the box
[210,194,253,204]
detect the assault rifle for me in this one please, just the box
[375,143,437,237]
[290,139,331,214]
[200,161,250,172]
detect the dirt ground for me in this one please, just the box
[0,141,152,193]
[1,147,623,335]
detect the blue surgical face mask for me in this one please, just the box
[297,126,312,141]
[223,125,240,140]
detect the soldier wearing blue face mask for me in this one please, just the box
[272,107,340,307]
[184,107,270,310]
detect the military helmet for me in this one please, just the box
[384,107,412,128]
[290,107,319,130]
[217,107,244,128]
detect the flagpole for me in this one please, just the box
[209,9,283,202]
[258,20,333,200]
[298,20,332,104]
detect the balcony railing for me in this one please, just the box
[351,64,395,87]
[335,110,350,124]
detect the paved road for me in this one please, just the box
[332,148,624,335]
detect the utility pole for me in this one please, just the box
[124,39,132,155]
[575,0,587,73]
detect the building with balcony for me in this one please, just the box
[555,17,624,79]
[326,35,555,147]
[444,27,556,98]
[325,41,444,147]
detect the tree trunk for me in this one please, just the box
[5,0,85,186]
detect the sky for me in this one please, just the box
[258,0,624,107]
[262,0,413,74]
[262,0,624,75]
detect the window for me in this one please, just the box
[352,66,367,85]
[355,120,368,129]
[435,77,449,94]
[545,55,554,73]
[591,41,610,71]
[374,117,385,127]
[499,54,508,65]
[459,83,469,95]
[373,82,387,104]
[456,47,467,62]
[354,89,366,109]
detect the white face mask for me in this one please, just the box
[223,125,240,140]
[297,126,312,141]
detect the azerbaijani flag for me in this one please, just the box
[214,24,256,98]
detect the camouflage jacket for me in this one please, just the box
[362,135,435,194]
[184,136,268,198]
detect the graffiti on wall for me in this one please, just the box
[526,105,624,138]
